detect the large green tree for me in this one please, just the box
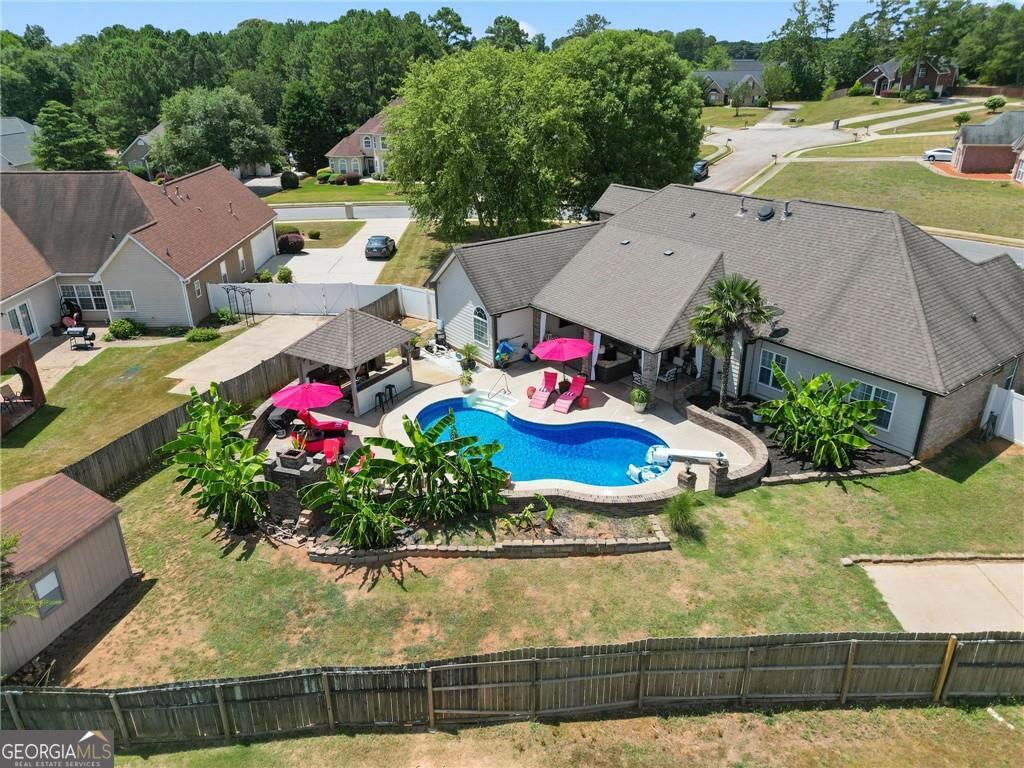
[428,6,473,52]
[483,16,529,50]
[150,86,279,175]
[278,80,335,172]
[0,27,74,121]
[766,1,822,99]
[30,100,111,170]
[386,45,582,237]
[550,30,704,214]
[955,3,1024,84]
[762,64,795,106]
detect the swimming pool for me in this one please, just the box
[416,398,666,487]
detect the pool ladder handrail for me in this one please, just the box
[487,373,512,400]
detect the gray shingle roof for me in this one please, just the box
[957,110,1024,146]
[694,70,762,91]
[590,184,656,216]
[1,116,38,170]
[440,224,604,315]
[284,307,414,370]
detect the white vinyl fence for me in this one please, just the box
[981,385,1024,446]
[207,282,436,320]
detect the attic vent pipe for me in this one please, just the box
[783,201,792,218]
[739,196,747,214]
[228,201,233,215]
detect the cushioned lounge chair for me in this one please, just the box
[553,375,586,414]
[529,371,558,409]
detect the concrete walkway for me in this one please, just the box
[864,560,1024,632]
[262,217,410,283]
[29,333,179,391]
[166,315,329,395]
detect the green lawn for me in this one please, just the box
[756,161,1024,238]
[698,143,719,159]
[801,134,956,158]
[701,106,770,129]
[843,103,984,130]
[877,110,996,135]
[264,178,404,204]
[116,704,1024,767]
[274,220,365,248]
[60,438,1022,689]
[0,332,241,490]
[789,96,927,125]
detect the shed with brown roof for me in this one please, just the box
[0,474,132,675]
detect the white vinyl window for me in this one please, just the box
[473,307,488,344]
[108,290,136,312]
[193,280,202,299]
[757,349,788,390]
[338,159,348,172]
[32,570,64,618]
[60,284,107,311]
[852,381,897,431]
[362,135,373,149]
[380,136,388,150]
[238,247,247,275]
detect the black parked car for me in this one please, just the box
[364,235,397,259]
[693,160,710,182]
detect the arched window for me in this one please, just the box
[473,307,488,344]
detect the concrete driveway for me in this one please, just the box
[166,315,329,395]
[864,560,1024,632]
[262,217,410,283]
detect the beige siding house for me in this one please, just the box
[1,475,132,675]
[325,101,398,177]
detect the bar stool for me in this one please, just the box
[374,391,388,412]
[384,384,398,407]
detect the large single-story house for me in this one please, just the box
[858,58,958,97]
[0,474,133,675]
[325,100,397,177]
[953,110,1024,176]
[1,165,277,336]
[119,123,271,180]
[429,183,1024,459]
[693,60,765,106]
[1,116,39,173]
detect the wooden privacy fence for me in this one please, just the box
[3,632,1022,748]
[60,352,298,496]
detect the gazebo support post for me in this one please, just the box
[347,367,360,417]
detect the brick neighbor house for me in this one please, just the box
[952,110,1024,175]
[858,58,958,96]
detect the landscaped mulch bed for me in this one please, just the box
[688,394,909,477]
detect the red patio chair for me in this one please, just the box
[553,375,586,414]
[529,371,558,409]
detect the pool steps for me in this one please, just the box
[466,392,517,418]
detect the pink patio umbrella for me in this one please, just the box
[271,382,344,412]
[532,337,594,383]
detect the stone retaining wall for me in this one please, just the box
[683,404,769,495]
[307,517,671,566]
[841,552,1021,566]
[762,460,919,486]
[502,487,676,515]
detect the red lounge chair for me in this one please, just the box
[529,371,558,409]
[291,430,345,456]
[553,375,586,414]
[323,438,342,466]
[297,409,349,435]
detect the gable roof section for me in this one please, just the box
[1,209,54,299]
[590,184,656,216]
[119,122,164,162]
[958,110,1024,146]
[284,307,415,370]
[694,70,762,90]
[124,165,276,278]
[1,117,38,169]
[443,224,605,316]
[1,474,122,576]
[326,99,399,158]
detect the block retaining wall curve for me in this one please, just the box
[841,552,1023,566]
[762,460,920,486]
[683,403,769,495]
[305,517,671,566]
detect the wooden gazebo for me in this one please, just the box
[1,330,45,435]
[284,308,415,417]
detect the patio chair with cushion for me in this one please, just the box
[657,367,678,385]
[553,375,587,414]
[529,371,558,409]
[296,409,349,435]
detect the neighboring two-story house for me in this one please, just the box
[1,165,277,337]
[693,60,765,106]
[858,58,958,96]
[325,100,398,177]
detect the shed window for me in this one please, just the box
[193,280,202,299]
[238,247,247,274]
[757,349,788,390]
[108,290,136,312]
[473,307,488,344]
[32,570,64,617]
[60,284,107,311]
[852,382,897,431]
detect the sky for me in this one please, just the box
[1,1,877,44]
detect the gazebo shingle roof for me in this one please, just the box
[284,308,414,370]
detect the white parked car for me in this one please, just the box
[922,148,954,163]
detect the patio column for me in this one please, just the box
[537,312,547,343]
[590,332,602,380]
[694,345,704,377]
[347,367,361,417]
[639,350,659,393]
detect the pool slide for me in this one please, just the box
[646,446,729,468]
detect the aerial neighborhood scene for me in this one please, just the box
[1,0,1023,764]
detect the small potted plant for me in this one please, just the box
[459,343,479,371]
[459,370,474,393]
[280,433,308,468]
[409,335,422,360]
[630,387,650,414]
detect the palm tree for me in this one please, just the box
[689,273,773,410]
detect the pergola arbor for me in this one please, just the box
[1,330,45,435]
[284,308,416,417]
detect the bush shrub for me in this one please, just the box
[879,89,896,98]
[104,318,144,340]
[163,326,187,337]
[847,79,871,97]
[754,96,769,108]
[328,173,342,184]
[316,167,331,176]
[953,111,972,127]
[280,170,299,189]
[345,172,361,186]
[275,266,293,283]
[276,224,299,235]
[664,492,703,540]
[216,307,240,326]
[370,172,383,181]
[308,229,320,239]
[186,327,221,343]
[254,269,273,283]
[902,88,932,103]
[276,233,304,254]
[984,95,1007,112]
[317,170,332,184]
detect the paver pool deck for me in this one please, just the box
[864,560,1024,632]
[382,359,753,498]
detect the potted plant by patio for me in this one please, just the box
[459,343,479,371]
[630,387,650,414]
[409,336,422,360]
[280,433,308,468]
[459,370,474,394]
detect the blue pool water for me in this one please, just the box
[416,398,666,487]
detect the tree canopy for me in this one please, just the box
[30,100,111,170]
[483,16,529,51]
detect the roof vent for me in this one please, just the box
[783,201,792,218]
[971,312,978,322]
[689,211,696,218]
[738,196,747,215]
[228,201,233,215]
[110,233,117,240]
[620,239,630,245]
[663,249,674,256]
[756,204,775,222]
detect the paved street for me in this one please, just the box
[274,204,411,220]
[937,236,1024,268]
[263,216,411,283]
